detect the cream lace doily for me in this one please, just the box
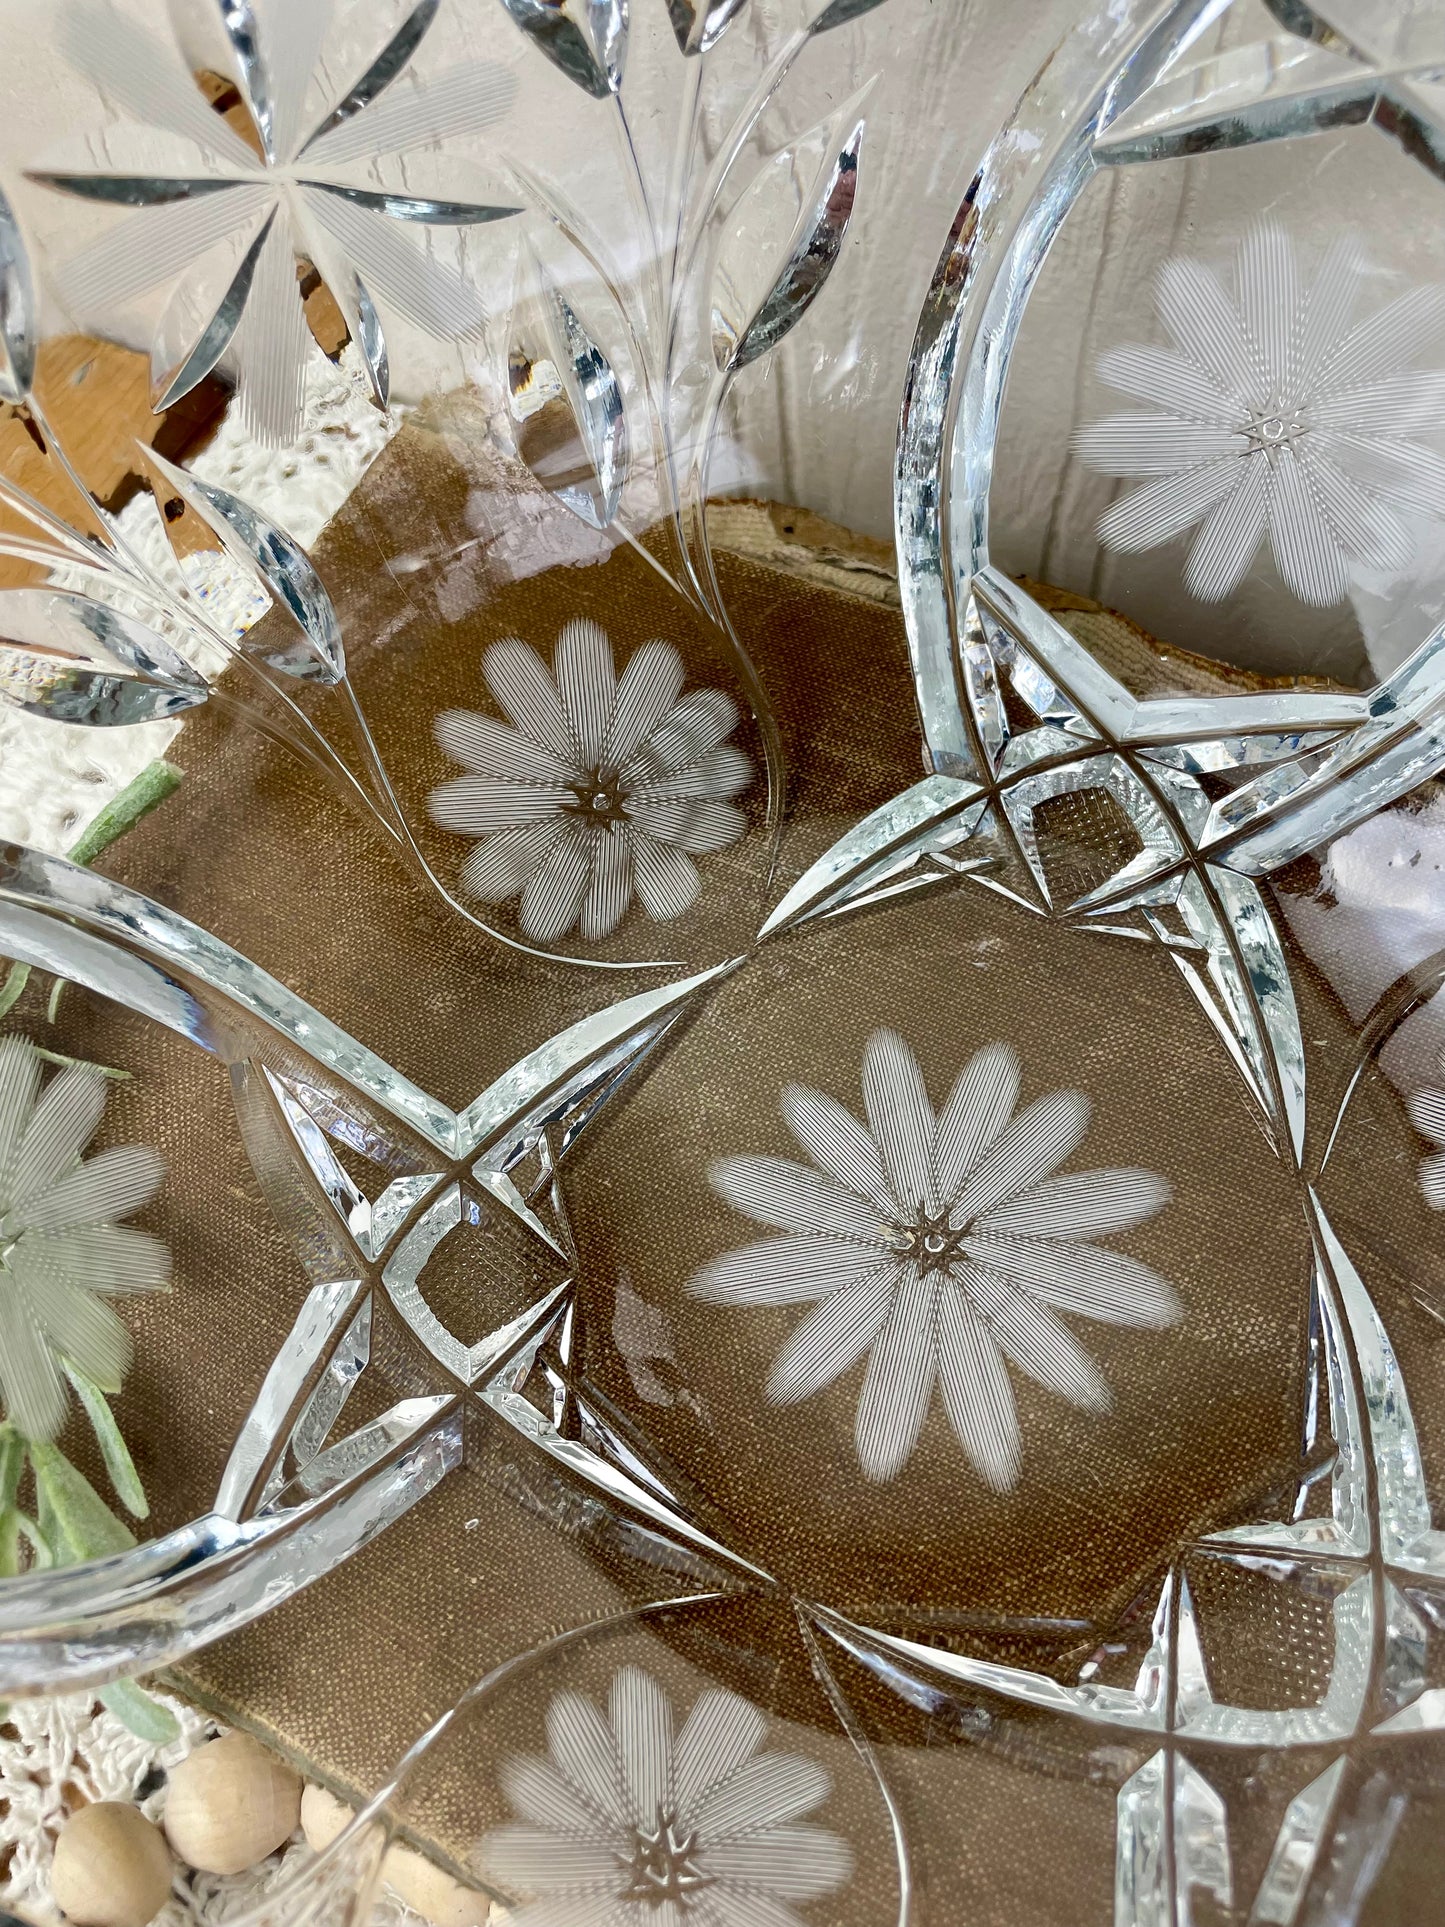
[0,1690,427,1926]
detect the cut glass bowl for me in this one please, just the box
[3,1,1445,1923]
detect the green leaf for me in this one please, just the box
[0,958,29,1019]
[30,1442,135,1562]
[67,759,183,866]
[13,1510,50,1565]
[0,1427,23,1512]
[63,1363,148,1518]
[99,1676,180,1744]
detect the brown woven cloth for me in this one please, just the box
[13,391,1438,1916]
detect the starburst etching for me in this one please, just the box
[30,0,517,442]
[429,619,752,943]
[1075,223,1445,604]
[472,1664,852,1923]
[0,1035,169,1443]
[689,1029,1180,1486]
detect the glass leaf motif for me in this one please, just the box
[668,0,749,57]
[32,0,520,444]
[810,0,890,28]
[0,589,208,727]
[498,0,628,98]
[0,185,35,404]
[709,89,868,374]
[143,447,345,683]
[508,266,628,531]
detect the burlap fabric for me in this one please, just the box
[7,389,1439,1917]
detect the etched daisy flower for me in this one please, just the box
[1409,1056,1445,1207]
[473,1664,852,1924]
[689,1029,1180,1486]
[30,0,516,443]
[0,1036,169,1444]
[429,620,752,943]
[1074,223,1445,605]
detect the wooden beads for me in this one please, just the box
[161,1732,302,1876]
[50,1801,173,1927]
[300,1782,492,1925]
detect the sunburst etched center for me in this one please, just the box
[617,1807,715,1907]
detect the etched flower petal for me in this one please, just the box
[855,1268,934,1479]
[701,1822,852,1900]
[498,1753,618,1841]
[1073,413,1237,477]
[0,1034,42,1204]
[231,214,311,446]
[1268,450,1348,606]
[627,688,741,780]
[1153,257,1253,402]
[975,1167,1168,1240]
[625,797,747,854]
[1320,430,1445,519]
[1302,445,1412,575]
[1097,458,1243,554]
[0,1274,67,1443]
[631,835,701,922]
[688,1752,831,1841]
[689,1234,881,1307]
[1183,456,1269,601]
[1296,234,1365,390]
[1409,1087,1445,1148]
[459,822,564,901]
[53,185,273,324]
[710,1154,892,1243]
[301,185,487,338]
[16,1144,164,1234]
[1316,282,1445,393]
[555,617,615,765]
[861,1029,935,1212]
[579,825,631,940]
[949,1090,1089,1225]
[1422,1149,1445,1208]
[1237,221,1295,398]
[629,746,752,805]
[780,1085,893,1215]
[435,709,576,785]
[1314,370,1445,436]
[604,640,686,768]
[960,1261,1110,1413]
[428,776,573,835]
[473,1821,623,1892]
[58,0,260,170]
[965,1233,1181,1327]
[935,1281,1019,1491]
[1096,340,1237,423]
[934,1041,1019,1206]
[504,1896,622,1927]
[299,0,442,152]
[302,61,515,168]
[483,639,579,762]
[35,1226,170,1296]
[765,1266,897,1403]
[9,1062,106,1207]
[545,1690,631,1828]
[611,1665,671,1824]
[11,1245,132,1392]
[672,1690,765,1820]
[518,834,591,940]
